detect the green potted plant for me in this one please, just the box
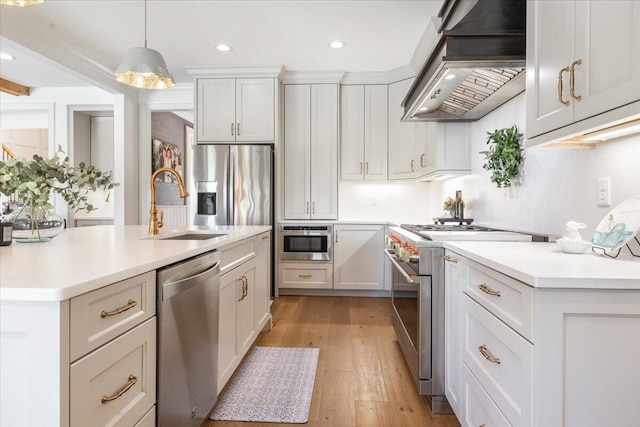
[0,148,118,242]
[480,125,524,188]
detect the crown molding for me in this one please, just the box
[340,66,415,86]
[186,66,286,80]
[281,70,346,84]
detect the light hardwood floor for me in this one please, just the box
[206,296,461,427]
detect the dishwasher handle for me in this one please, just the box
[162,260,221,300]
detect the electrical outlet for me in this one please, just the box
[597,177,611,207]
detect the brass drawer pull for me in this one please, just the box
[478,345,501,364]
[101,374,138,403]
[558,66,570,106]
[298,274,312,278]
[100,299,137,318]
[444,255,458,263]
[261,235,269,240]
[420,153,426,168]
[478,283,500,297]
[570,59,582,100]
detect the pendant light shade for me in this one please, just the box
[0,0,44,6]
[115,0,175,89]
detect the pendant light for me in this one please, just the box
[0,0,44,6]
[115,0,175,89]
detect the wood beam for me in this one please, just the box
[0,78,30,96]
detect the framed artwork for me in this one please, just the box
[152,138,184,183]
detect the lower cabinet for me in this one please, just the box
[445,249,640,427]
[333,224,384,290]
[279,262,333,289]
[218,256,258,391]
[254,231,272,331]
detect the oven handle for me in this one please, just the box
[384,249,415,283]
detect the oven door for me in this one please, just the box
[385,249,432,392]
[279,229,332,262]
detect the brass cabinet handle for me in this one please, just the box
[420,153,426,168]
[335,230,338,243]
[366,162,369,174]
[101,375,138,403]
[306,202,309,214]
[570,59,582,101]
[101,299,137,318]
[478,345,501,364]
[359,162,363,174]
[261,235,269,240]
[558,66,570,106]
[231,122,234,136]
[238,277,247,301]
[478,283,501,297]
[237,122,240,136]
[312,201,316,214]
[410,159,415,172]
[298,274,312,278]
[443,255,458,263]
[243,276,248,297]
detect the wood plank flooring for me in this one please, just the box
[205,296,461,427]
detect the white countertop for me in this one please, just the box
[0,225,270,302]
[444,241,640,290]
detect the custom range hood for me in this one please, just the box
[403,0,526,122]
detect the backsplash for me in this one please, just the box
[425,93,640,238]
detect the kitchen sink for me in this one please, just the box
[157,232,228,241]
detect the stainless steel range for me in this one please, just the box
[384,223,536,414]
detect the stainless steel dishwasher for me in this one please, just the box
[157,250,220,427]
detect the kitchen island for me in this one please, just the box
[0,225,271,427]
[441,240,640,427]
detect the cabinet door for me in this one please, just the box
[444,251,467,418]
[333,224,384,290]
[197,78,236,142]
[388,79,423,180]
[364,85,388,181]
[254,232,271,331]
[310,84,338,220]
[284,85,312,219]
[340,85,365,181]
[218,270,239,390]
[235,78,275,142]
[525,0,575,139]
[236,259,257,357]
[573,1,640,122]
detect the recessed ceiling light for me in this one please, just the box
[444,74,456,80]
[0,52,16,60]
[216,44,232,52]
[419,107,428,111]
[329,41,344,49]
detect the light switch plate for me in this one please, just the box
[597,177,611,207]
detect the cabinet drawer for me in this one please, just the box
[221,237,257,274]
[70,318,156,427]
[465,259,533,341]
[279,263,333,289]
[462,364,511,427]
[70,271,156,360]
[463,295,532,426]
[134,406,155,427]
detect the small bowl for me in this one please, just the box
[557,238,591,254]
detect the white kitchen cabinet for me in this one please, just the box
[254,231,272,332]
[196,78,275,143]
[446,250,640,427]
[526,0,640,146]
[415,122,470,181]
[388,78,427,181]
[278,262,333,290]
[283,84,338,220]
[333,224,384,290]
[340,85,388,181]
[443,251,467,418]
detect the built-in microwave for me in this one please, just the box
[278,224,333,262]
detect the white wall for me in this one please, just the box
[425,93,640,238]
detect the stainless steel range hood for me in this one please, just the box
[402,0,526,122]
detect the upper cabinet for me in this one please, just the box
[196,78,275,143]
[283,84,338,220]
[388,78,427,180]
[526,0,640,146]
[415,121,471,180]
[340,85,388,181]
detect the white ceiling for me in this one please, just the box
[0,0,440,88]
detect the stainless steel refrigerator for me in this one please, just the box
[190,144,273,226]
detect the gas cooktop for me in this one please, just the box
[401,223,503,233]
